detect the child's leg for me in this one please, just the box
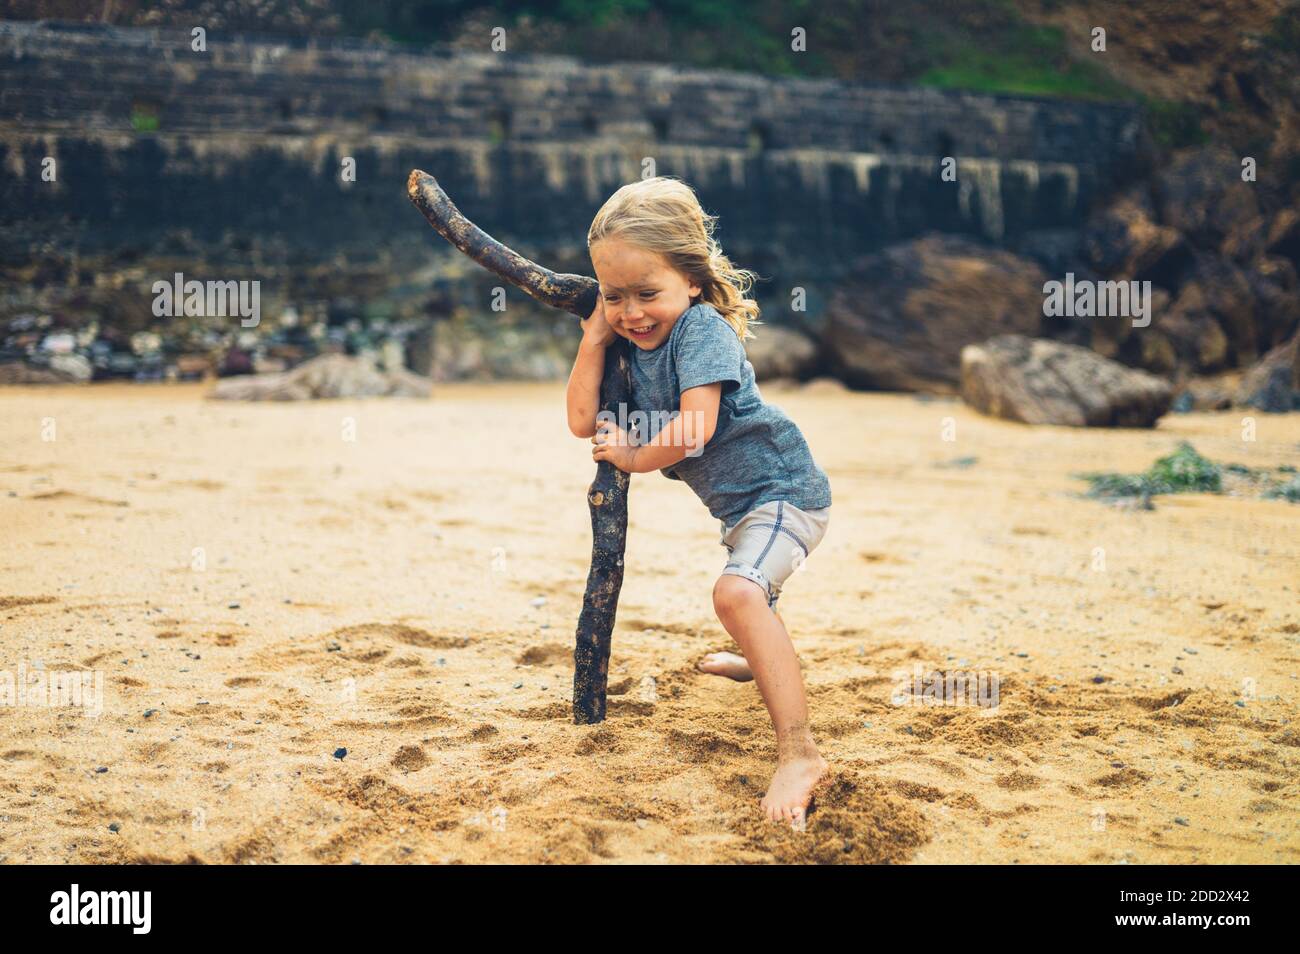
[711,574,826,825]
[697,605,790,680]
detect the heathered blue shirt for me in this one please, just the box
[626,302,832,529]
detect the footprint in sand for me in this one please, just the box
[391,745,430,772]
[516,643,570,666]
[330,623,470,650]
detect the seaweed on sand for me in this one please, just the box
[1076,441,1222,504]
[1075,442,1299,507]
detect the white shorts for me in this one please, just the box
[718,500,831,609]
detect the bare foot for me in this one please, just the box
[761,754,828,826]
[696,651,753,681]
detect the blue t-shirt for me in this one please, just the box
[626,302,832,529]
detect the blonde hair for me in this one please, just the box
[587,176,762,342]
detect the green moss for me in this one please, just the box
[1076,441,1222,501]
[1264,476,1300,503]
[917,24,1134,101]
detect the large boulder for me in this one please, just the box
[961,335,1173,427]
[208,353,431,400]
[822,235,1045,393]
[744,324,818,381]
[1233,335,1300,412]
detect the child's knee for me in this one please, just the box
[713,573,768,617]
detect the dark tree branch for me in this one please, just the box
[407,170,599,318]
[406,168,630,725]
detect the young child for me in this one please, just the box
[564,176,833,827]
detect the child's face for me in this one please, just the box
[590,238,701,351]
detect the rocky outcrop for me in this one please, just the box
[208,354,431,400]
[961,334,1173,427]
[1070,144,1300,385]
[1234,335,1300,412]
[822,235,1045,392]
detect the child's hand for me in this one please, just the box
[591,417,638,473]
[580,298,619,348]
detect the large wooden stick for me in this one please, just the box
[407,170,630,725]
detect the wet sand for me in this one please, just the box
[1,380,1297,863]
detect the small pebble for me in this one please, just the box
[108,822,120,833]
[529,597,547,608]
[95,766,108,774]
[228,602,241,609]
[1174,817,1189,826]
[333,747,347,760]
[143,709,157,718]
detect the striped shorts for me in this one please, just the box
[718,500,831,609]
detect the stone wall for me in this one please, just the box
[2,19,1144,278]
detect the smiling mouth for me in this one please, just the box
[628,324,656,339]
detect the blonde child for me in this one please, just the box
[564,176,832,826]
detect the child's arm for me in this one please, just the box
[566,299,618,438]
[593,383,722,473]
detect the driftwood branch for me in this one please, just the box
[406,169,630,725]
[407,170,600,318]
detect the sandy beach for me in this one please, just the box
[1,380,1297,864]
